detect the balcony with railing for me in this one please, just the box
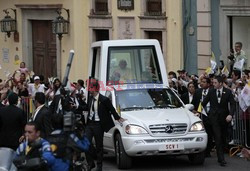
[90,0,110,15]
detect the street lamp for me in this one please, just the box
[52,8,70,40]
[0,8,17,38]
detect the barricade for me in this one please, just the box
[242,109,250,148]
[19,97,34,122]
[229,102,250,156]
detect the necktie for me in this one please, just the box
[91,98,96,121]
[217,90,221,98]
[217,90,221,103]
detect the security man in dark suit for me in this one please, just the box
[85,80,125,171]
[180,82,196,104]
[32,92,53,139]
[0,93,26,150]
[192,77,213,157]
[202,76,235,166]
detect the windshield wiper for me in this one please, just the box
[122,106,147,111]
[165,104,177,108]
[152,104,177,109]
[122,104,177,111]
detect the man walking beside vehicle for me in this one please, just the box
[202,76,235,166]
[192,77,214,157]
[84,79,125,171]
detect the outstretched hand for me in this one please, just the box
[226,115,232,122]
[19,135,25,143]
[118,117,126,123]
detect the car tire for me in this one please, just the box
[188,151,205,165]
[115,134,132,169]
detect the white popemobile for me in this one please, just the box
[87,39,207,169]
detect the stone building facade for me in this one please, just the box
[0,0,183,81]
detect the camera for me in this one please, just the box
[63,111,76,132]
[228,55,234,61]
[228,49,235,61]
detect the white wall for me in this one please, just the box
[233,17,250,70]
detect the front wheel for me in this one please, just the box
[188,151,205,165]
[115,134,132,169]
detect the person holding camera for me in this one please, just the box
[47,114,90,171]
[15,122,55,171]
[228,42,247,72]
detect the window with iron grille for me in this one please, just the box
[95,0,109,15]
[145,0,162,16]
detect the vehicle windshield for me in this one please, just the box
[107,46,162,84]
[116,88,183,111]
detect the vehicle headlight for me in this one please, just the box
[125,125,148,134]
[189,122,205,132]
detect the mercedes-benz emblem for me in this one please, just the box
[165,125,173,133]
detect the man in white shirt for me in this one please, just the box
[28,76,45,98]
[76,79,87,102]
[233,42,247,70]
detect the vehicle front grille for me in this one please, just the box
[149,123,187,136]
[144,137,194,143]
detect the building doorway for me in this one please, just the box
[145,31,163,49]
[94,29,109,41]
[231,17,250,69]
[32,20,57,80]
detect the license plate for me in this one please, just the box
[159,144,184,151]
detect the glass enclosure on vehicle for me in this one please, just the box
[107,46,162,84]
[116,88,183,111]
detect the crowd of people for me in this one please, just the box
[0,61,125,171]
[168,68,250,165]
[0,43,250,170]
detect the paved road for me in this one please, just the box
[102,151,249,171]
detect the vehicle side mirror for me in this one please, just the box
[184,104,194,111]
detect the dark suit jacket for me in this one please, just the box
[49,94,86,114]
[0,103,5,108]
[49,94,61,114]
[191,88,210,111]
[0,105,26,149]
[181,92,190,104]
[202,87,235,122]
[86,94,121,132]
[34,105,53,138]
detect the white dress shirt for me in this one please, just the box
[89,93,100,121]
[28,83,45,98]
[31,104,44,121]
[188,92,193,104]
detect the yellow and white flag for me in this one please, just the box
[233,58,245,71]
[211,52,217,71]
[221,66,229,77]
[197,102,208,116]
[117,105,121,115]
[205,67,213,75]
[197,102,203,113]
